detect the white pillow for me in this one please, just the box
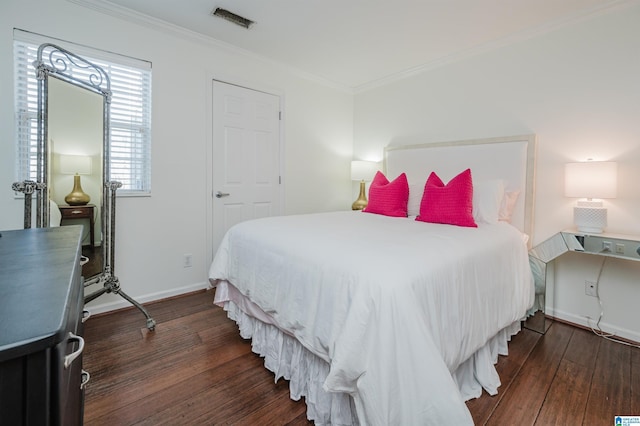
[407,182,424,217]
[499,190,520,223]
[50,199,62,227]
[472,180,505,224]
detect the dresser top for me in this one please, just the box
[0,226,82,361]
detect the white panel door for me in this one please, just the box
[212,81,281,250]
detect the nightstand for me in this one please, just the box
[59,204,95,247]
[526,229,640,334]
[562,230,640,261]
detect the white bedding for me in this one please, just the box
[208,211,534,425]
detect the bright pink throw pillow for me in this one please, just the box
[416,168,477,227]
[363,171,409,217]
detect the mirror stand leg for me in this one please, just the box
[84,286,109,304]
[84,275,156,331]
[112,284,156,332]
[23,192,32,229]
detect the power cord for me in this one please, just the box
[585,256,640,349]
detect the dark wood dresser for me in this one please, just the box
[0,226,86,425]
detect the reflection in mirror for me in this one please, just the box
[11,43,155,330]
[48,77,103,278]
[562,232,587,252]
[525,232,570,333]
[525,256,550,333]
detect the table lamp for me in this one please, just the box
[351,160,379,210]
[564,160,617,233]
[60,154,92,205]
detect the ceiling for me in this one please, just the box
[100,0,624,91]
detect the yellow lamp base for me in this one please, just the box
[352,180,368,210]
[65,174,91,206]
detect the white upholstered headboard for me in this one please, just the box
[384,134,537,239]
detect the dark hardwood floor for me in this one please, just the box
[83,290,640,425]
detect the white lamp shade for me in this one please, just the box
[60,155,92,175]
[564,161,617,199]
[351,160,379,182]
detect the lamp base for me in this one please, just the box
[65,174,91,206]
[574,205,607,234]
[352,181,368,210]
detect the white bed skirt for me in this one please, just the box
[222,300,359,426]
[215,282,522,425]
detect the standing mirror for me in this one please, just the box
[12,43,155,331]
[48,77,103,271]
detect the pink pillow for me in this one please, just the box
[363,171,409,217]
[416,168,477,228]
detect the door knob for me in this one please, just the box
[215,191,230,198]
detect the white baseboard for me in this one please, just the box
[85,281,211,315]
[546,306,640,344]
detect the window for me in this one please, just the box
[13,31,152,195]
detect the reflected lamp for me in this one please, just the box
[351,160,378,210]
[564,161,617,233]
[60,154,92,205]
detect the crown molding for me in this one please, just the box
[353,0,636,93]
[69,0,634,95]
[66,0,353,94]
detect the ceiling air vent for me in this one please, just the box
[211,8,254,29]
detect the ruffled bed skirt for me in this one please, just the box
[222,301,358,426]
[453,321,521,400]
[219,297,522,425]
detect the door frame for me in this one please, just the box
[205,76,286,272]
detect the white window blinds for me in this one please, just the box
[13,31,152,195]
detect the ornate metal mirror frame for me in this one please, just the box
[12,43,155,330]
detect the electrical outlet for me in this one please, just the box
[615,243,625,254]
[585,280,598,297]
[183,253,193,268]
[602,241,612,252]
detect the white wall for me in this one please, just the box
[354,4,640,341]
[0,0,354,312]
[2,0,637,340]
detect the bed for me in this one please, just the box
[208,134,537,425]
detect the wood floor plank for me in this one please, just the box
[535,328,599,425]
[84,335,250,422]
[538,360,589,424]
[135,353,296,425]
[85,312,209,380]
[561,327,603,368]
[88,352,264,425]
[190,376,310,426]
[84,311,250,421]
[584,338,632,425]
[485,321,574,425]
[86,307,223,359]
[219,392,310,425]
[286,412,315,426]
